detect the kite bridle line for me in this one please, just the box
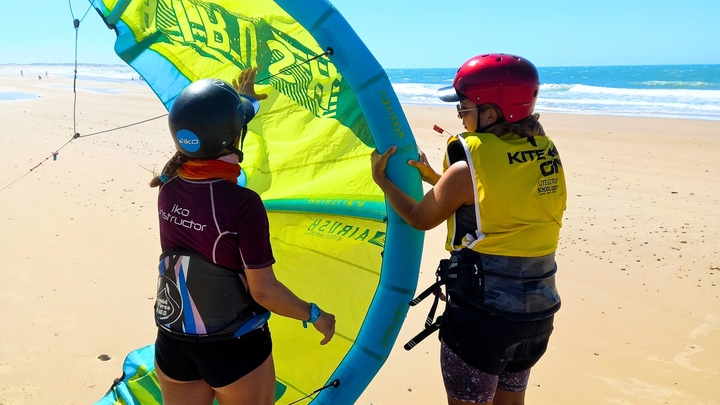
[69,0,93,139]
[0,3,88,193]
[0,19,333,193]
[287,379,340,405]
[260,47,334,83]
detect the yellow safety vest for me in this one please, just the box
[443,132,567,257]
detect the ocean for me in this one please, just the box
[387,64,720,121]
[2,63,719,121]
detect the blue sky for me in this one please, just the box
[1,0,718,68]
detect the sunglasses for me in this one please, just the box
[456,104,477,118]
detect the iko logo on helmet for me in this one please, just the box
[175,129,202,153]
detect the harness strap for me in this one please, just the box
[404,316,442,350]
[410,278,443,310]
[405,278,444,350]
[405,256,482,350]
[477,266,557,281]
[405,259,455,350]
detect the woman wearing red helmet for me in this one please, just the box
[372,54,566,405]
[149,68,336,405]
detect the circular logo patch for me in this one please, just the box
[155,276,183,324]
[176,129,201,153]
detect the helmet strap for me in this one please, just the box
[226,145,244,163]
[226,126,248,163]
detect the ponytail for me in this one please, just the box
[487,107,545,138]
[149,152,190,188]
[504,113,545,137]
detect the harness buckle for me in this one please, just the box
[458,264,481,287]
[435,259,452,278]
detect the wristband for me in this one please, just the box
[302,303,321,329]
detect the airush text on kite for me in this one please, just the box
[136,0,340,118]
[306,218,385,247]
[380,90,407,139]
[381,302,408,348]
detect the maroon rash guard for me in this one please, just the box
[158,176,275,270]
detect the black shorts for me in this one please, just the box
[439,302,554,375]
[154,327,272,388]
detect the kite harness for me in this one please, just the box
[155,249,270,341]
[404,249,560,350]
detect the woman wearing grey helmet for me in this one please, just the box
[372,54,566,405]
[150,68,335,405]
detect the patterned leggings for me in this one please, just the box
[440,341,531,403]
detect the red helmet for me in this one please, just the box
[438,54,540,122]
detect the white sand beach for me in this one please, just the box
[0,74,718,405]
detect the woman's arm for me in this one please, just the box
[245,266,336,345]
[371,146,475,230]
[233,66,333,343]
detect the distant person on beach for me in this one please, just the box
[20,70,23,76]
[149,70,335,405]
[371,54,567,405]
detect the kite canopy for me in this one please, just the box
[89,0,424,404]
